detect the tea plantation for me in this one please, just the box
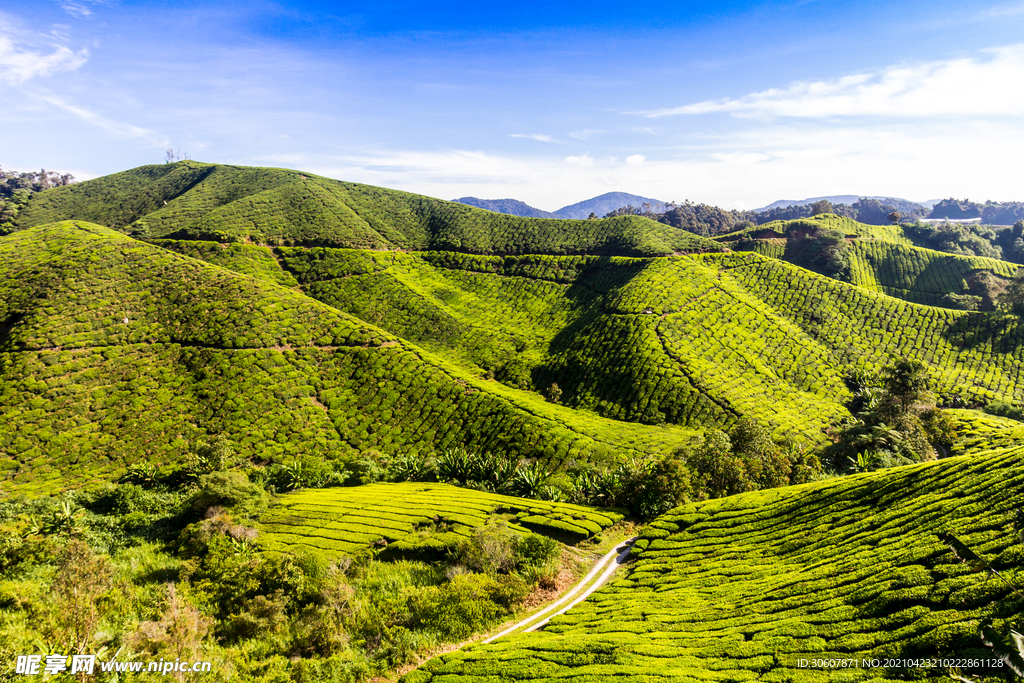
[405,445,1024,682]
[0,221,707,493]
[6,164,1024,484]
[171,242,1024,443]
[259,482,623,558]
[733,234,1017,307]
[12,161,721,256]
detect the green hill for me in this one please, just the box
[6,166,1024,491]
[0,221,699,494]
[259,482,623,559]
[158,242,1024,445]
[718,214,1020,308]
[842,240,1017,306]
[12,161,720,256]
[717,214,914,244]
[405,444,1024,683]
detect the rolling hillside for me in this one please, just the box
[159,241,1024,445]
[5,165,1024,494]
[405,443,1024,682]
[0,221,699,494]
[11,162,717,256]
[719,214,1022,307]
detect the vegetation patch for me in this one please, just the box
[406,445,1024,682]
[259,482,623,559]
[14,161,722,256]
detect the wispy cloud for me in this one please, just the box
[510,133,561,143]
[637,44,1024,118]
[30,89,169,147]
[568,129,605,140]
[59,1,107,19]
[0,34,88,85]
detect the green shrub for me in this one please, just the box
[410,572,526,640]
[190,471,269,520]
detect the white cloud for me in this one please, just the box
[626,154,645,166]
[638,44,1024,119]
[564,153,594,168]
[510,133,560,143]
[0,34,88,86]
[248,114,1024,211]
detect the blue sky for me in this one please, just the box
[1,0,1022,209]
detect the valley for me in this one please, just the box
[1,162,1022,682]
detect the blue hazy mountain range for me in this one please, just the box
[456,193,935,219]
[454,192,667,220]
[754,195,934,212]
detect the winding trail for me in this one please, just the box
[483,536,637,643]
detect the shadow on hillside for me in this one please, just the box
[0,312,24,351]
[941,311,1024,353]
[534,257,715,427]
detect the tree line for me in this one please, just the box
[601,197,930,236]
[0,165,76,231]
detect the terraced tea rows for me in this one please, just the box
[0,222,699,493]
[944,409,1024,456]
[843,241,1017,306]
[273,248,608,374]
[166,241,1024,444]
[153,240,299,288]
[406,446,1024,683]
[15,161,721,256]
[736,236,1018,307]
[259,482,623,558]
[709,252,1024,402]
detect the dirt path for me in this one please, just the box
[483,536,637,643]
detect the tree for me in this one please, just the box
[966,270,1009,310]
[887,211,901,224]
[999,267,1024,316]
[828,358,942,469]
[684,430,750,499]
[164,148,190,163]
[130,584,211,679]
[811,199,833,215]
[879,358,931,416]
[631,455,692,519]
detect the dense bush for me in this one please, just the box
[680,418,818,499]
[190,471,269,520]
[827,359,958,470]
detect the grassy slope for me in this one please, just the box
[259,482,623,558]
[714,252,1024,402]
[0,222,699,494]
[719,214,1020,307]
[717,214,914,244]
[406,444,1024,682]
[14,161,721,256]
[154,243,1024,445]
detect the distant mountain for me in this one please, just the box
[553,192,667,219]
[453,197,555,218]
[754,195,927,212]
[455,192,668,220]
